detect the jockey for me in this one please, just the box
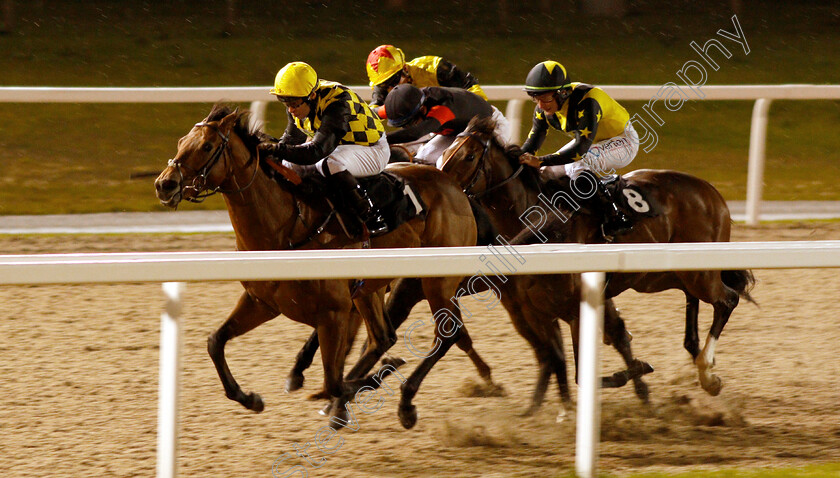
[382,84,510,169]
[365,45,488,119]
[257,61,388,235]
[517,60,638,238]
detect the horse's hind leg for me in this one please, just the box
[696,288,739,396]
[207,291,277,412]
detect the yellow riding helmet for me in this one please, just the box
[269,62,318,98]
[366,45,406,87]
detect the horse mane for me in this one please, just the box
[205,102,273,153]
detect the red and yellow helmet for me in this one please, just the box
[366,45,406,87]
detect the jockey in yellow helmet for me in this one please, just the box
[518,60,639,238]
[365,45,488,119]
[259,61,388,235]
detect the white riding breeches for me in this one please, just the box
[411,106,511,169]
[282,134,390,178]
[541,122,639,180]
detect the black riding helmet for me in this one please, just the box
[384,84,426,127]
[524,61,572,96]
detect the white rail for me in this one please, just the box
[2,84,840,225]
[3,241,840,477]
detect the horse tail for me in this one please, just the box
[722,269,758,305]
[468,198,499,246]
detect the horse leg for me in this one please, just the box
[398,277,465,429]
[504,300,555,416]
[345,289,398,384]
[285,331,318,393]
[684,293,701,359]
[388,276,495,386]
[207,291,276,412]
[602,301,653,401]
[696,287,740,396]
[315,316,355,428]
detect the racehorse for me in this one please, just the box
[153,104,489,424]
[439,116,755,417]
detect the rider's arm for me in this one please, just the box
[279,112,308,145]
[385,105,453,144]
[370,84,389,119]
[436,58,480,90]
[520,108,548,154]
[282,102,348,165]
[537,98,601,167]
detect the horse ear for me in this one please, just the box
[219,110,238,132]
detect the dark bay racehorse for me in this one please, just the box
[154,104,488,424]
[439,116,755,416]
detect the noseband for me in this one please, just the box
[167,121,257,202]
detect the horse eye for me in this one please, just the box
[202,142,213,152]
[465,154,475,162]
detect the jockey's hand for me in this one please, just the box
[519,153,542,169]
[257,141,286,159]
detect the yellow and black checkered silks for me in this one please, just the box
[293,81,385,146]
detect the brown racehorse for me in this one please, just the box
[439,116,755,416]
[153,104,489,424]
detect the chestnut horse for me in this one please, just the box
[154,104,488,424]
[439,116,755,416]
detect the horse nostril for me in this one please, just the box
[156,178,178,194]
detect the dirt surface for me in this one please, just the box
[1,223,839,477]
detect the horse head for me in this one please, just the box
[155,104,258,208]
[439,116,497,194]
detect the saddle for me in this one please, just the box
[601,175,662,219]
[264,159,426,239]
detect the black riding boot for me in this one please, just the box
[327,170,389,236]
[594,175,633,240]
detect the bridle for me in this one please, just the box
[166,121,259,203]
[449,131,523,199]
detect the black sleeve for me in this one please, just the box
[386,117,442,144]
[279,112,308,145]
[435,58,479,90]
[282,102,348,165]
[538,98,601,166]
[370,84,389,108]
[520,108,548,154]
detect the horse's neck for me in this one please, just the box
[481,148,543,237]
[220,144,308,251]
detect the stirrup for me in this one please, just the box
[365,215,389,236]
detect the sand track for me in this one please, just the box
[1,223,839,477]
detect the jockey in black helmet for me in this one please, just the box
[382,84,510,168]
[518,60,639,239]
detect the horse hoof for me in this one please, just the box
[637,360,654,375]
[398,404,418,429]
[318,402,332,417]
[518,406,539,417]
[285,373,305,393]
[248,393,265,413]
[703,375,723,396]
[308,389,332,401]
[381,356,406,369]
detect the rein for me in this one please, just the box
[453,131,524,199]
[167,121,259,203]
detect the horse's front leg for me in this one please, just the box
[207,291,277,412]
[285,330,319,393]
